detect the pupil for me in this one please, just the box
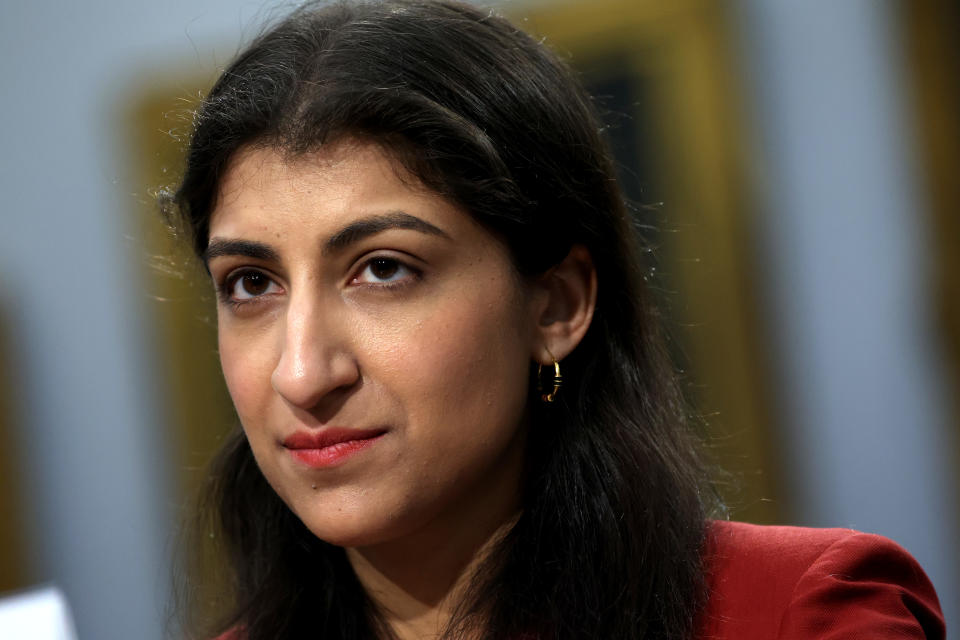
[371,259,398,279]
[242,273,268,295]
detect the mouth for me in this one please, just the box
[282,427,387,468]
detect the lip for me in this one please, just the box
[282,427,387,468]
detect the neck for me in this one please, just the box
[348,513,517,639]
[346,454,523,640]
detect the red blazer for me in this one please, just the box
[698,520,945,639]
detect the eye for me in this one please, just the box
[224,270,282,301]
[353,257,417,285]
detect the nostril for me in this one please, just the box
[271,349,361,412]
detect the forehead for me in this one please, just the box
[209,141,468,241]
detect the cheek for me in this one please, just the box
[218,321,277,425]
[389,286,533,447]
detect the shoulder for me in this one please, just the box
[698,520,945,639]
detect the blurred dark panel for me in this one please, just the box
[0,306,31,593]
[583,60,664,207]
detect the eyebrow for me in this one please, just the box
[203,239,280,267]
[322,211,450,255]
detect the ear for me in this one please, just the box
[531,245,597,364]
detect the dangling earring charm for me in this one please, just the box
[537,359,562,403]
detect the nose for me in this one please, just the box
[271,296,360,411]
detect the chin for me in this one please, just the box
[304,520,377,548]
[295,504,417,549]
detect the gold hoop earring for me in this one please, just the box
[537,360,562,403]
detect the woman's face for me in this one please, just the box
[207,141,541,548]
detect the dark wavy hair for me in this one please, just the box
[168,1,714,638]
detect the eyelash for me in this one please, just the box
[215,256,421,309]
[216,269,281,309]
[351,257,420,289]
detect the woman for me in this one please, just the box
[167,1,945,638]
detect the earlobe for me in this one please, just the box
[532,245,597,364]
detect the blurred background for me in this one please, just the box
[0,0,957,637]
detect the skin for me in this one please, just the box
[207,140,596,638]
